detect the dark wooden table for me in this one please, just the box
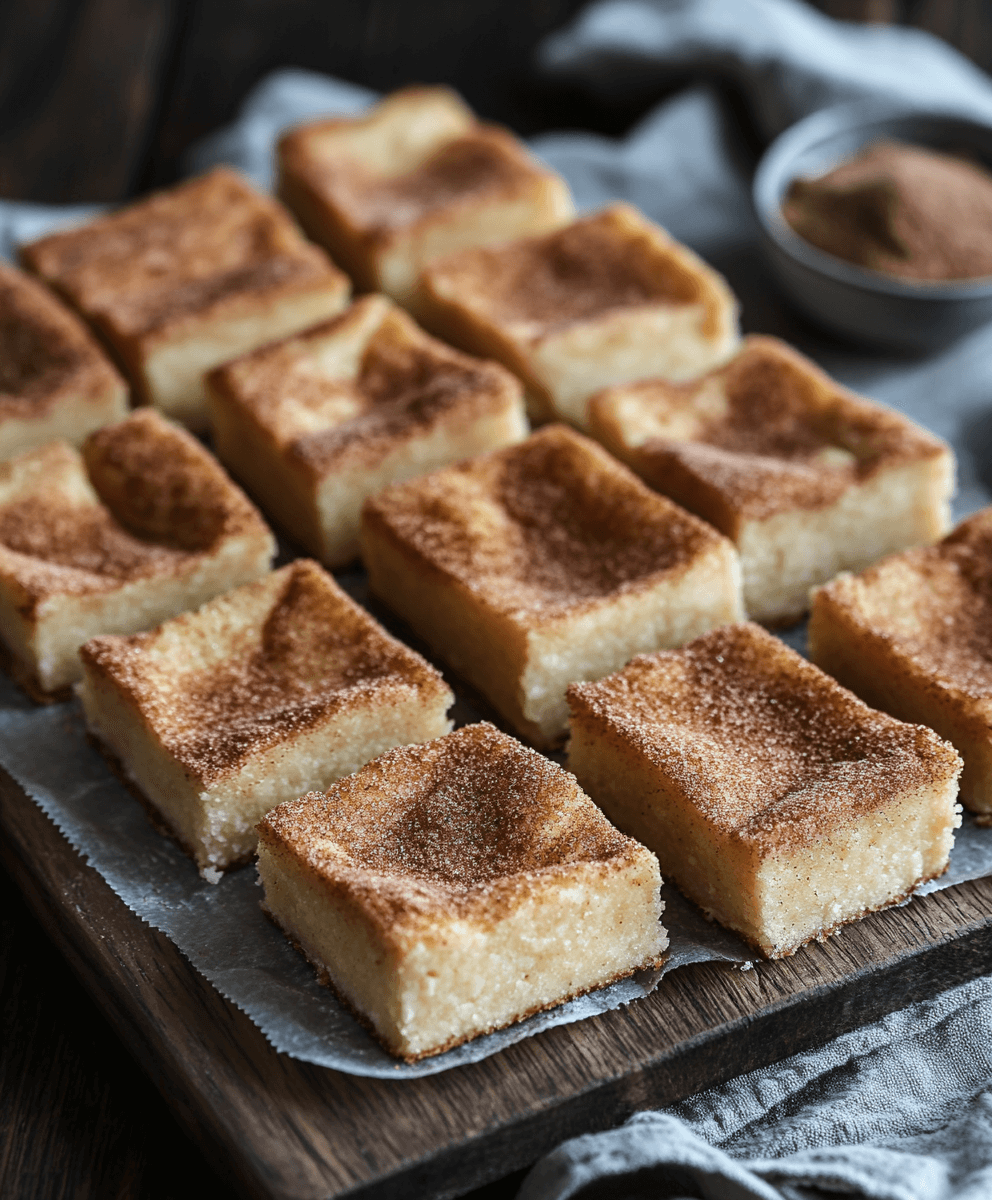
[2,2,991,1197]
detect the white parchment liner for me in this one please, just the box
[1,647,989,1079]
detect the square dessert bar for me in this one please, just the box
[0,264,128,459]
[810,508,992,821]
[21,167,351,429]
[414,203,739,425]
[360,424,743,749]
[0,409,274,698]
[80,559,454,880]
[256,721,665,1060]
[277,86,574,306]
[206,294,528,567]
[567,622,962,959]
[588,336,954,624]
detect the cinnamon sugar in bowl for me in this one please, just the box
[754,105,992,350]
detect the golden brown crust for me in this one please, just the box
[566,622,960,855]
[283,123,557,238]
[810,507,992,709]
[0,444,197,611]
[0,263,125,419]
[417,203,732,342]
[83,409,268,549]
[257,722,648,950]
[20,168,346,348]
[0,412,271,613]
[80,559,450,786]
[277,86,571,290]
[206,295,523,481]
[589,335,951,531]
[360,424,726,622]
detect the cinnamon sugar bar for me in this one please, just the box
[810,507,992,820]
[79,560,454,878]
[588,336,954,624]
[567,622,961,958]
[206,294,527,566]
[413,204,739,424]
[256,722,665,1060]
[0,263,127,457]
[277,86,574,306]
[360,424,743,748]
[21,168,351,429]
[0,410,274,698]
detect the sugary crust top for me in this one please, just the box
[207,295,523,478]
[419,203,733,342]
[0,410,272,610]
[362,424,727,621]
[567,622,960,853]
[279,86,563,238]
[257,722,648,940]
[20,168,345,342]
[816,507,992,701]
[81,559,450,785]
[0,264,124,418]
[590,336,951,520]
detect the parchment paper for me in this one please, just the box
[1,650,989,1078]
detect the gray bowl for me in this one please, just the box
[753,105,992,350]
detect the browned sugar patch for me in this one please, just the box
[573,624,942,850]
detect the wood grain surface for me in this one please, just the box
[4,762,992,1199]
[0,2,990,202]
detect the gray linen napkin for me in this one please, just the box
[518,973,992,1200]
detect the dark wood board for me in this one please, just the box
[2,2,992,203]
[3,763,992,1200]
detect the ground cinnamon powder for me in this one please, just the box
[783,139,992,281]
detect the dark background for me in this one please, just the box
[1,2,990,1197]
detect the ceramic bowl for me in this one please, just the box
[753,105,992,350]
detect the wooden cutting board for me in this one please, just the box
[3,765,992,1200]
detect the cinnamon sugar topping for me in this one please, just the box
[83,409,262,549]
[312,128,551,233]
[594,336,948,521]
[81,560,448,784]
[567,622,956,852]
[258,722,637,930]
[0,263,122,418]
[827,507,992,698]
[363,424,723,618]
[0,411,270,608]
[423,204,713,339]
[21,168,341,340]
[208,297,520,476]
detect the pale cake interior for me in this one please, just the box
[567,622,962,958]
[278,86,574,304]
[21,167,350,428]
[415,203,739,425]
[809,508,992,816]
[256,722,665,1060]
[0,263,128,459]
[588,336,954,623]
[79,560,454,877]
[207,294,528,566]
[361,424,743,748]
[0,411,274,695]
